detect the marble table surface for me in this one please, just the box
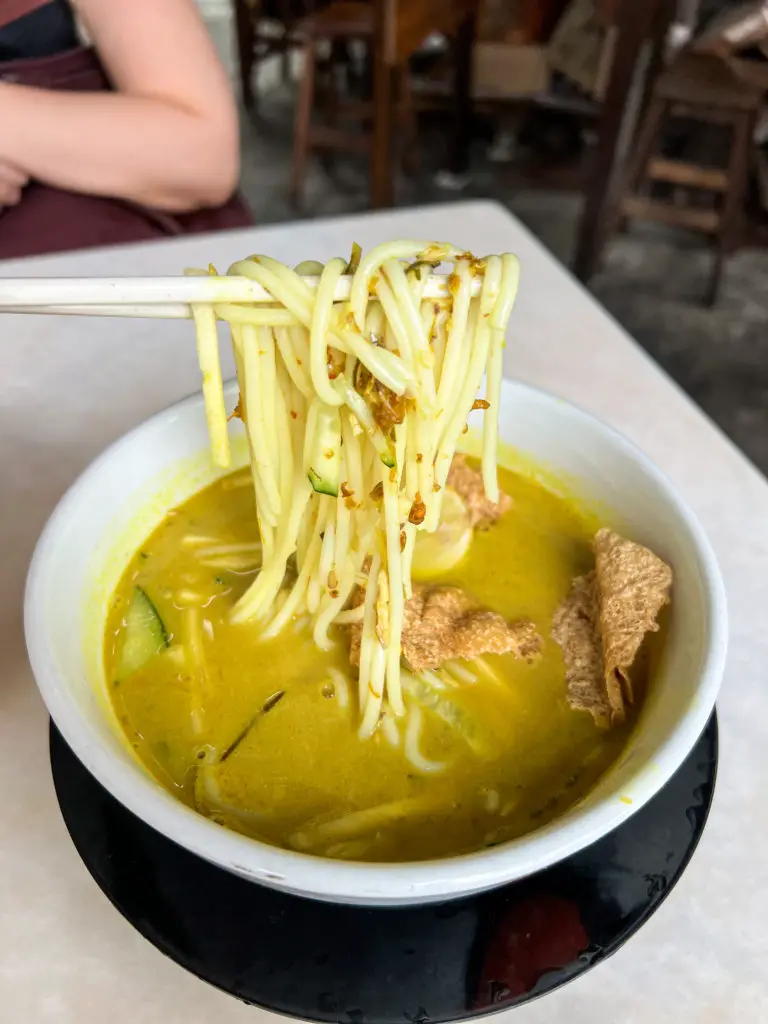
[1,201,765,1023]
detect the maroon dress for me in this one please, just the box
[0,0,253,260]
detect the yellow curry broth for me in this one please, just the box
[105,463,632,862]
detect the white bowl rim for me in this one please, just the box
[24,379,728,904]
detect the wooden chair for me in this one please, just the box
[608,52,762,305]
[291,0,479,208]
[290,2,417,207]
[234,0,316,112]
[572,0,677,283]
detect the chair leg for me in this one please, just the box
[234,0,257,111]
[603,96,667,248]
[627,97,667,195]
[398,66,421,177]
[448,11,477,178]
[705,110,754,307]
[572,0,660,282]
[291,41,317,209]
[277,0,293,84]
[281,41,293,85]
[371,52,395,207]
[317,58,340,182]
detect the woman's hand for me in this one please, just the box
[0,160,29,206]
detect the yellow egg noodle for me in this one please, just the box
[187,242,521,737]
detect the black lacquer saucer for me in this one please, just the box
[50,714,717,1021]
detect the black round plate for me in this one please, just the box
[50,715,717,1021]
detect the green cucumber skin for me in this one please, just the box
[305,401,342,496]
[308,468,339,497]
[117,586,169,681]
[137,587,169,646]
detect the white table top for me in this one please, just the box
[1,201,766,1024]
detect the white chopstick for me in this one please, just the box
[0,276,276,307]
[0,272,472,312]
[0,302,191,319]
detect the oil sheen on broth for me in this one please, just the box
[104,461,633,862]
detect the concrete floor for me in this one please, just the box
[207,12,768,477]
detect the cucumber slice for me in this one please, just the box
[305,400,342,497]
[308,467,339,497]
[345,242,362,275]
[402,672,486,757]
[117,587,169,680]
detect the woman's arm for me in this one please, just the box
[0,0,240,211]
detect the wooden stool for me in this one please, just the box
[610,52,761,305]
[290,1,420,208]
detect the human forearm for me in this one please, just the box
[0,84,239,211]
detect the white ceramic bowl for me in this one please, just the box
[25,380,727,906]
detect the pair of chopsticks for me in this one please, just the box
[0,274,475,319]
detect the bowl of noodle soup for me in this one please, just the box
[25,243,726,905]
[25,375,725,905]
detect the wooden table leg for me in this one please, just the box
[572,0,670,282]
[448,8,478,177]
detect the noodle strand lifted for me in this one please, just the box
[187,241,520,735]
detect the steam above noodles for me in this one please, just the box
[188,241,521,737]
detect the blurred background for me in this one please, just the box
[199,0,768,474]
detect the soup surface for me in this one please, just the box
[104,461,635,862]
